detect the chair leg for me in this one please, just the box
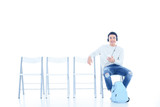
[94,74,97,98]
[100,66,104,98]
[46,75,50,99]
[73,74,75,98]
[18,75,22,99]
[42,73,45,95]
[40,66,43,99]
[101,79,104,98]
[67,74,70,98]
[46,57,50,95]
[73,57,76,98]
[100,68,102,95]
[22,75,25,95]
[18,57,23,99]
[67,57,70,98]
[46,75,48,99]
[47,75,50,95]
[40,57,43,99]
[40,74,42,99]
[94,57,97,98]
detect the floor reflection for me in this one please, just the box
[18,95,129,107]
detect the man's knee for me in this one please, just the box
[103,67,110,74]
[103,67,112,78]
[127,70,133,77]
[104,72,110,78]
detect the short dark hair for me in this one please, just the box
[107,32,118,41]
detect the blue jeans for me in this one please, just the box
[103,64,133,91]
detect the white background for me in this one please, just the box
[0,0,160,107]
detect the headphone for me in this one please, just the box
[107,32,118,42]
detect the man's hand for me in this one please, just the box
[87,56,92,65]
[107,56,115,63]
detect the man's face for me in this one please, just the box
[109,34,117,45]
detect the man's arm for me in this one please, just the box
[87,46,103,65]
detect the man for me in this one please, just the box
[87,32,132,91]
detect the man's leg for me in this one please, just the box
[115,65,133,88]
[103,67,114,91]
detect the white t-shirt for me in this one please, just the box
[90,44,124,69]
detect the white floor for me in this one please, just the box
[3,87,159,107]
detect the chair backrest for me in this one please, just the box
[73,56,94,74]
[74,56,88,63]
[22,57,43,63]
[47,57,68,63]
[21,57,43,75]
[46,57,69,73]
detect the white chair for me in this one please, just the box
[73,56,97,98]
[18,57,45,99]
[100,64,124,98]
[46,57,70,99]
